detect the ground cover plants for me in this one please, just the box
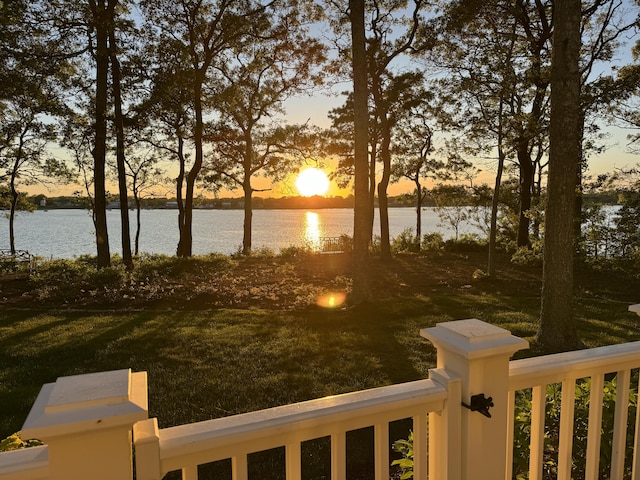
[1,249,639,478]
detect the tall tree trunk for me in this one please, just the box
[516,145,534,248]
[134,194,141,256]
[378,118,392,260]
[242,134,254,255]
[537,0,582,352]
[350,0,370,305]
[9,161,19,255]
[109,23,133,269]
[175,136,186,256]
[368,142,376,243]
[415,180,422,250]
[91,0,111,268]
[488,146,505,278]
[178,76,205,258]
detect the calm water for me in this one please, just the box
[0,207,483,259]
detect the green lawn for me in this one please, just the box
[2,293,639,440]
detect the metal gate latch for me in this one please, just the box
[462,393,494,418]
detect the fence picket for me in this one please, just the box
[331,432,346,480]
[611,369,631,479]
[529,385,546,480]
[374,422,389,480]
[558,379,577,480]
[285,443,301,480]
[585,374,605,480]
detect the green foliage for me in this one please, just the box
[512,376,638,479]
[28,253,235,305]
[421,232,445,252]
[392,376,638,480]
[0,432,42,452]
[511,242,543,267]
[443,233,487,252]
[392,228,420,253]
[279,245,312,259]
[392,430,415,479]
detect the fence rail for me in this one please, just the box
[507,338,640,480]
[1,308,639,480]
[135,379,447,480]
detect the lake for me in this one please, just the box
[0,207,484,259]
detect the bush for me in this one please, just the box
[392,228,420,253]
[511,243,543,267]
[443,234,487,252]
[421,232,444,252]
[391,430,414,479]
[0,432,42,452]
[279,245,312,259]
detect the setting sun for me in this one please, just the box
[295,168,330,197]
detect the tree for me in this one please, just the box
[107,2,134,269]
[537,0,582,352]
[140,0,274,257]
[204,2,326,254]
[124,151,165,256]
[366,0,424,260]
[391,97,443,247]
[350,0,371,305]
[0,0,73,254]
[88,0,115,268]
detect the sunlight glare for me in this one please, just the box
[304,211,321,250]
[295,168,330,197]
[316,292,347,309]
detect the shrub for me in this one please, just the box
[392,228,420,253]
[421,232,444,252]
[0,432,42,452]
[391,431,414,479]
[511,242,543,267]
[279,245,312,259]
[443,233,487,252]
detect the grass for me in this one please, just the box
[1,251,639,478]
[2,292,639,440]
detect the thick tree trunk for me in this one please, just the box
[175,136,186,256]
[9,167,18,255]
[134,195,141,256]
[415,179,422,248]
[242,177,253,255]
[516,145,534,248]
[368,143,376,243]
[178,76,205,258]
[378,120,392,260]
[91,0,111,268]
[350,0,370,305]
[109,25,133,269]
[488,147,505,278]
[537,0,582,352]
[242,134,254,255]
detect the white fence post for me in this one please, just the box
[422,319,528,480]
[20,369,148,480]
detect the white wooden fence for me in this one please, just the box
[1,306,639,480]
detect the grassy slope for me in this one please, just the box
[2,293,639,440]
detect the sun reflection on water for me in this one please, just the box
[304,211,322,251]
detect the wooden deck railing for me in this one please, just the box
[1,305,638,480]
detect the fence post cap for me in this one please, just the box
[421,319,528,360]
[21,369,148,440]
